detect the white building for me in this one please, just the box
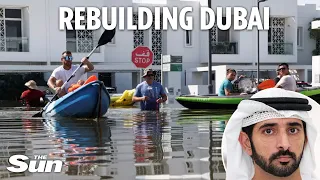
[0,0,319,94]
[297,4,320,78]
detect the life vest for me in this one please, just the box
[84,75,98,85]
[67,75,98,92]
[68,84,81,92]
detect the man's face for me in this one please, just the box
[227,72,236,81]
[144,71,154,81]
[61,53,73,67]
[277,65,289,77]
[240,118,307,177]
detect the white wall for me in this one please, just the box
[115,72,133,93]
[0,0,47,62]
[0,0,302,66]
[47,0,105,64]
[200,0,298,65]
[0,0,318,92]
[312,55,320,85]
[297,4,320,65]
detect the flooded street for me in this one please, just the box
[0,103,233,180]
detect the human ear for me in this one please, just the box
[304,135,308,147]
[238,131,252,156]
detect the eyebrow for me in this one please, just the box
[258,123,276,130]
[287,122,303,128]
[258,122,303,130]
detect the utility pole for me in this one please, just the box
[208,0,213,94]
[257,0,267,89]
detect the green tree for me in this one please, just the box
[308,17,320,56]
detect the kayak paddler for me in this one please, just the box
[47,51,94,98]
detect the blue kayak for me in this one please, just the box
[43,80,110,118]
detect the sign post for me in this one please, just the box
[132,46,153,69]
[161,55,183,104]
[132,46,154,83]
[162,55,183,72]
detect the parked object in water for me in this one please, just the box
[176,87,320,110]
[110,89,136,107]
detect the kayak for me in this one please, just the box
[176,87,320,110]
[44,80,110,118]
[110,89,135,107]
[110,94,122,103]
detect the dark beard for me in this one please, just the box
[250,142,304,177]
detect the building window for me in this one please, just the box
[210,17,238,54]
[185,30,192,46]
[210,17,230,43]
[66,11,99,53]
[268,17,287,54]
[0,8,28,52]
[217,17,230,42]
[297,26,303,48]
[186,162,194,173]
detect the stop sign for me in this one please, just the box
[132,46,153,68]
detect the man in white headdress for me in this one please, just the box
[221,88,320,180]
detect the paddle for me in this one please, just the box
[257,79,276,90]
[32,28,116,117]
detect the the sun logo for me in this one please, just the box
[6,155,63,173]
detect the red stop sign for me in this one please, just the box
[132,46,153,68]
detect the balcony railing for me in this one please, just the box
[0,37,29,52]
[268,42,293,55]
[66,38,100,53]
[211,42,238,54]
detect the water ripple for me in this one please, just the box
[0,106,230,180]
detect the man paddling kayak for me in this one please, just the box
[132,69,167,111]
[47,51,94,97]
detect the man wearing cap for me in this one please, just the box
[20,80,46,107]
[221,88,320,180]
[47,50,94,97]
[132,69,167,111]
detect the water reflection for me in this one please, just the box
[0,107,229,179]
[46,117,114,176]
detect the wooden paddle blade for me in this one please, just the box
[98,29,116,47]
[258,79,276,90]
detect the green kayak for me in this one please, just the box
[176,87,320,110]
